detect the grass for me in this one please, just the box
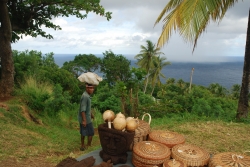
[0,98,250,166]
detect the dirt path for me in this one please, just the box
[0,155,56,167]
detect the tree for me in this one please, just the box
[135,40,164,94]
[155,0,250,120]
[208,83,228,97]
[100,50,131,86]
[62,54,101,77]
[0,0,112,98]
[149,56,171,96]
[231,84,241,99]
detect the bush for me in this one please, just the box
[15,76,53,113]
[44,84,75,117]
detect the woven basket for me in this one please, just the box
[129,113,151,150]
[163,159,187,167]
[209,152,250,167]
[132,141,171,167]
[171,144,210,167]
[148,130,185,148]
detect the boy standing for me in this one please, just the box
[78,83,95,151]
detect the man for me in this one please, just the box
[78,83,95,151]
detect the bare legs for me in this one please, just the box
[87,136,93,147]
[81,135,93,150]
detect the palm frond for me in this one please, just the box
[156,0,238,51]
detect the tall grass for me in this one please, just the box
[92,108,104,128]
[17,76,53,95]
[15,76,53,112]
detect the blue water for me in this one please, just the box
[162,62,243,89]
[53,54,244,89]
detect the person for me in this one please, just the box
[78,83,95,151]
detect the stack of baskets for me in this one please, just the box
[163,159,187,167]
[148,130,185,148]
[130,113,151,150]
[132,141,171,167]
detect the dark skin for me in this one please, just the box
[81,85,95,149]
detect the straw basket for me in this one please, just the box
[132,141,171,167]
[209,152,250,167]
[163,159,187,167]
[129,113,151,150]
[148,130,185,148]
[171,144,210,167]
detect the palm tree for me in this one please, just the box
[135,40,164,93]
[208,83,228,97]
[154,0,250,120]
[149,56,171,96]
[166,78,175,85]
[231,84,241,99]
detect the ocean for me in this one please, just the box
[53,54,244,89]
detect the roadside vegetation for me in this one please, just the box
[0,49,250,166]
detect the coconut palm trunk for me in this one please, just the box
[0,0,14,98]
[189,68,194,93]
[144,71,150,93]
[236,9,250,120]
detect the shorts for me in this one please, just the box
[80,122,94,136]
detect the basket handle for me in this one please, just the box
[142,113,151,125]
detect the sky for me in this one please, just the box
[12,0,250,62]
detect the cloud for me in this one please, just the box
[12,0,250,62]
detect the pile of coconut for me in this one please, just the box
[102,110,138,132]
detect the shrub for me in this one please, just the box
[15,76,53,113]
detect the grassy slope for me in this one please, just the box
[0,98,250,166]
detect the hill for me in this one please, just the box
[0,97,250,166]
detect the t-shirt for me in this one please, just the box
[78,91,92,124]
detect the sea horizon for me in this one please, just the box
[52,54,244,90]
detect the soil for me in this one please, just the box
[0,155,56,167]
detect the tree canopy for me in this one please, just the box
[8,0,112,42]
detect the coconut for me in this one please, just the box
[113,117,127,131]
[126,119,138,132]
[103,110,115,129]
[116,112,125,119]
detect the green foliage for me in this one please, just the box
[208,83,228,97]
[13,50,43,86]
[230,84,241,100]
[138,92,155,106]
[92,108,105,128]
[44,84,75,117]
[13,50,81,103]
[91,83,121,113]
[15,76,53,113]
[100,50,132,85]
[8,0,112,42]
[11,50,242,123]
[135,40,164,93]
[62,54,101,77]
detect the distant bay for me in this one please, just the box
[53,54,244,89]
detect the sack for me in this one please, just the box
[78,72,102,85]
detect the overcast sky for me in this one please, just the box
[12,0,250,62]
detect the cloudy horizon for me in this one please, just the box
[12,0,250,62]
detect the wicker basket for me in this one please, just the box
[171,144,210,167]
[209,152,250,167]
[129,113,151,150]
[148,130,185,148]
[132,141,171,167]
[163,159,187,167]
